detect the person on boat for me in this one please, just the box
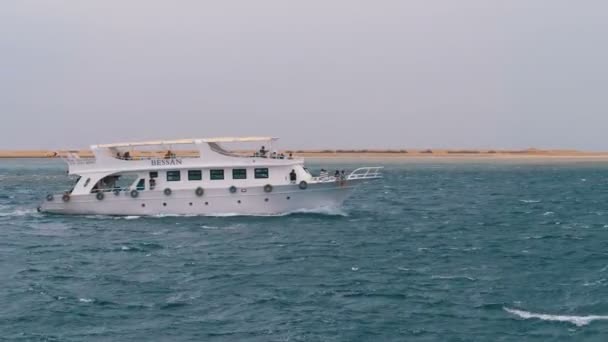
[290,169,297,183]
[334,170,340,179]
[259,146,267,157]
[320,169,328,179]
[164,150,172,159]
[116,152,122,159]
[271,151,277,159]
[149,178,156,190]
[341,170,346,180]
[279,153,285,159]
[123,151,131,160]
[288,153,293,159]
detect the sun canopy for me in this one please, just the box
[94,137,278,149]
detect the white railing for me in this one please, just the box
[311,167,383,183]
[60,152,95,165]
[347,167,383,180]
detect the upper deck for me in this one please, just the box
[61,137,302,175]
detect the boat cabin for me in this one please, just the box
[61,137,311,196]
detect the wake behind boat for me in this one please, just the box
[39,137,382,216]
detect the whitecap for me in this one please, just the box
[124,216,141,220]
[504,307,608,327]
[351,267,359,271]
[0,208,39,217]
[431,275,475,281]
[79,298,94,303]
[543,212,555,216]
[200,225,220,229]
[519,199,541,203]
[583,278,606,287]
[121,246,130,251]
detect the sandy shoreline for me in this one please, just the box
[2,149,608,161]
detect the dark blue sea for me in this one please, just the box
[3,158,608,341]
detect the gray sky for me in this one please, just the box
[1,1,607,150]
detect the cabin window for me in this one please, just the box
[149,171,158,178]
[136,179,145,190]
[255,168,269,179]
[188,170,202,181]
[210,169,224,180]
[232,169,247,180]
[166,170,181,181]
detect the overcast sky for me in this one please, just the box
[1,1,607,150]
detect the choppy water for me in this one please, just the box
[3,158,608,341]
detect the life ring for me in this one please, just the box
[299,181,308,190]
[113,189,121,196]
[130,189,139,198]
[46,194,54,202]
[164,188,172,196]
[62,193,71,202]
[195,187,204,197]
[229,186,237,194]
[96,192,104,201]
[264,184,273,193]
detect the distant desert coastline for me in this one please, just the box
[2,149,608,161]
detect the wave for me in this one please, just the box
[186,207,348,217]
[0,208,39,217]
[504,307,608,327]
[431,275,476,281]
[47,206,348,219]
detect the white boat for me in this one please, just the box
[39,137,382,216]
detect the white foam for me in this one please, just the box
[0,208,39,217]
[79,298,94,303]
[124,216,141,220]
[200,225,220,229]
[202,207,348,217]
[519,199,541,203]
[504,307,608,327]
[431,275,476,281]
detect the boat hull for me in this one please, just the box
[39,181,361,216]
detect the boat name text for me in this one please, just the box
[151,159,183,166]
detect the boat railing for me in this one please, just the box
[113,152,200,161]
[60,152,96,165]
[347,167,383,180]
[311,167,383,183]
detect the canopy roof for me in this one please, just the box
[94,136,278,149]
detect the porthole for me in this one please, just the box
[141,203,146,207]
[264,198,269,202]
[286,196,291,200]
[205,202,209,205]
[163,202,167,207]
[237,200,241,204]
[189,202,193,206]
